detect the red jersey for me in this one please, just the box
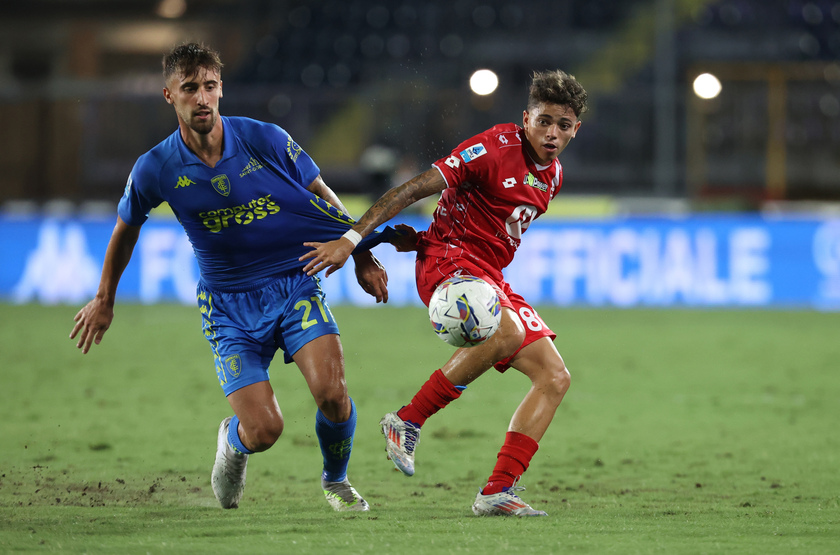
[421,122,563,281]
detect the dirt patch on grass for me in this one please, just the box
[0,465,206,507]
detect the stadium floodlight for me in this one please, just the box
[693,72,722,99]
[470,69,499,96]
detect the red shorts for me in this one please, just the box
[415,254,556,372]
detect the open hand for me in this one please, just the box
[69,298,114,354]
[300,237,355,277]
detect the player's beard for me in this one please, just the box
[188,110,217,135]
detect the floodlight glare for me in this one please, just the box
[470,69,499,96]
[693,73,722,100]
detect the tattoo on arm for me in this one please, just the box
[355,169,445,235]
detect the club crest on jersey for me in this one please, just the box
[211,174,231,197]
[459,143,487,163]
[524,172,548,192]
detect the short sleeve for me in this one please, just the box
[117,157,164,226]
[266,123,321,188]
[431,132,492,189]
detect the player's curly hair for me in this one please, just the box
[528,70,588,117]
[162,43,223,81]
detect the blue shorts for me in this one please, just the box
[197,272,340,396]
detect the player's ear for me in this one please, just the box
[219,80,223,98]
[522,109,529,128]
[572,119,581,138]
[163,87,173,105]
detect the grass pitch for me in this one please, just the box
[1,303,839,553]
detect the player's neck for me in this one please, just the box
[180,121,224,168]
[523,144,553,170]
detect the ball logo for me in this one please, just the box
[429,276,502,348]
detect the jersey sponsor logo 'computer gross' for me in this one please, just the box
[198,193,281,232]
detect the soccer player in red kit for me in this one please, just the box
[301,70,587,516]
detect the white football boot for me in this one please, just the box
[322,478,370,512]
[379,412,420,476]
[471,479,547,517]
[211,417,249,509]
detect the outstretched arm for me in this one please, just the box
[70,216,141,353]
[306,174,391,302]
[300,168,446,277]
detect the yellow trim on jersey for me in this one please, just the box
[309,198,357,226]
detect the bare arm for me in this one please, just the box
[345,168,445,237]
[300,168,446,276]
[306,174,391,302]
[70,216,141,353]
[306,174,353,216]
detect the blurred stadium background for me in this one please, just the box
[1,0,840,309]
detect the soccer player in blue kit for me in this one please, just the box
[70,43,389,511]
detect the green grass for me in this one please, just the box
[1,303,839,553]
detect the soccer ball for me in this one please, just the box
[428,276,502,348]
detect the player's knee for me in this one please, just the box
[245,414,284,451]
[544,363,571,403]
[531,359,570,406]
[314,391,351,423]
[556,365,571,395]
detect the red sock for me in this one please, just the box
[482,431,539,495]
[396,369,462,427]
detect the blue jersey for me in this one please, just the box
[119,116,381,289]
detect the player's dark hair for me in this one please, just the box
[162,43,223,82]
[528,70,588,117]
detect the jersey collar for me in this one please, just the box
[175,116,239,167]
[524,148,553,172]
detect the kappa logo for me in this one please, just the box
[459,143,487,163]
[211,174,231,197]
[175,175,195,188]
